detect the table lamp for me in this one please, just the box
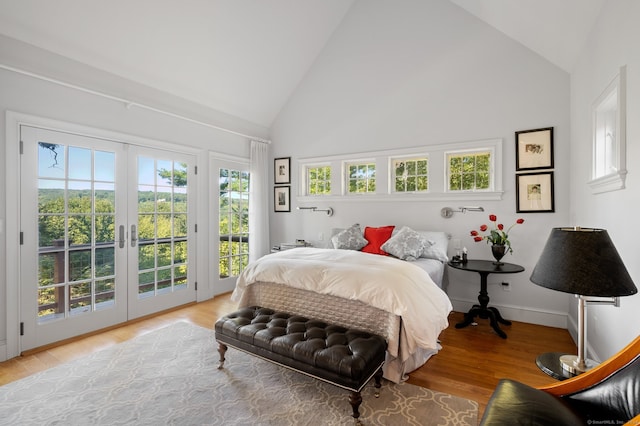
[530,227,637,374]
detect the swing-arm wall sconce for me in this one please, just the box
[297,206,334,217]
[440,206,484,218]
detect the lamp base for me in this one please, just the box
[559,354,598,375]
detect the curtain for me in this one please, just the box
[249,140,270,262]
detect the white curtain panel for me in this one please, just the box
[249,140,270,261]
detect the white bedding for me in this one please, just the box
[409,257,446,288]
[232,247,453,362]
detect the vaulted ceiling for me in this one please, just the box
[0,0,605,129]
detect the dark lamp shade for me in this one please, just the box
[530,228,637,297]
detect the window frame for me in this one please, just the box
[389,154,430,194]
[343,159,377,195]
[296,138,502,203]
[303,163,332,196]
[445,147,495,193]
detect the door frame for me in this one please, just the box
[209,153,250,296]
[4,111,204,359]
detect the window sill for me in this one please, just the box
[588,171,627,194]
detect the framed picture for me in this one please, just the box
[515,127,554,171]
[516,172,554,213]
[274,186,290,212]
[274,157,291,184]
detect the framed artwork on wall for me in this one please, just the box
[274,157,291,184]
[274,186,291,212]
[515,127,554,171]
[516,172,555,213]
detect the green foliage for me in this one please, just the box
[448,152,491,191]
[308,166,331,195]
[348,163,376,193]
[394,158,428,192]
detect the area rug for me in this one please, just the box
[0,322,477,425]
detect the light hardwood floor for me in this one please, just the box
[0,293,576,420]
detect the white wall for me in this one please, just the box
[0,34,267,357]
[570,0,640,361]
[270,0,572,327]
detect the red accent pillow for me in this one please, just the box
[361,226,395,255]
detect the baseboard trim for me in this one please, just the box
[450,297,569,329]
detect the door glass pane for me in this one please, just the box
[95,279,115,310]
[37,141,117,322]
[38,143,65,179]
[136,157,190,298]
[68,147,92,180]
[218,168,249,279]
[68,181,92,214]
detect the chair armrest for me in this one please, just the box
[539,335,640,397]
[625,413,640,425]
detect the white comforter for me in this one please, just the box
[232,247,453,357]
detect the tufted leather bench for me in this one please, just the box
[215,306,387,423]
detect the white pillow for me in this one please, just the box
[381,226,431,261]
[331,223,368,250]
[418,231,450,262]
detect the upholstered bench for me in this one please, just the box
[214,306,387,424]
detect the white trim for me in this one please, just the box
[300,162,332,197]
[3,110,209,360]
[388,154,430,195]
[342,158,377,196]
[297,138,504,202]
[589,65,626,194]
[208,153,250,297]
[4,111,21,360]
[296,191,503,203]
[444,140,502,193]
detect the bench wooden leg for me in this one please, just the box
[217,343,227,369]
[349,391,363,424]
[374,367,383,398]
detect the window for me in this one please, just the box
[447,150,492,191]
[346,161,376,194]
[589,65,627,194]
[296,138,502,202]
[306,165,331,195]
[218,168,249,278]
[392,157,428,192]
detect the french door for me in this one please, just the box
[19,126,196,351]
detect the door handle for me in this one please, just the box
[131,224,137,247]
[119,225,125,248]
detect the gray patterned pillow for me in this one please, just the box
[331,223,368,250]
[381,226,431,261]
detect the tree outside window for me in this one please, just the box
[392,157,428,192]
[307,165,331,195]
[347,162,376,194]
[448,151,491,191]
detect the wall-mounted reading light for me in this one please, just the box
[297,206,334,217]
[440,206,484,218]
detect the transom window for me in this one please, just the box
[392,157,428,192]
[447,150,492,191]
[346,161,376,194]
[306,165,331,195]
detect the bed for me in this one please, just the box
[230,226,453,383]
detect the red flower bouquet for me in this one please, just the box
[470,214,525,254]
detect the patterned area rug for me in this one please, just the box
[0,322,477,425]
